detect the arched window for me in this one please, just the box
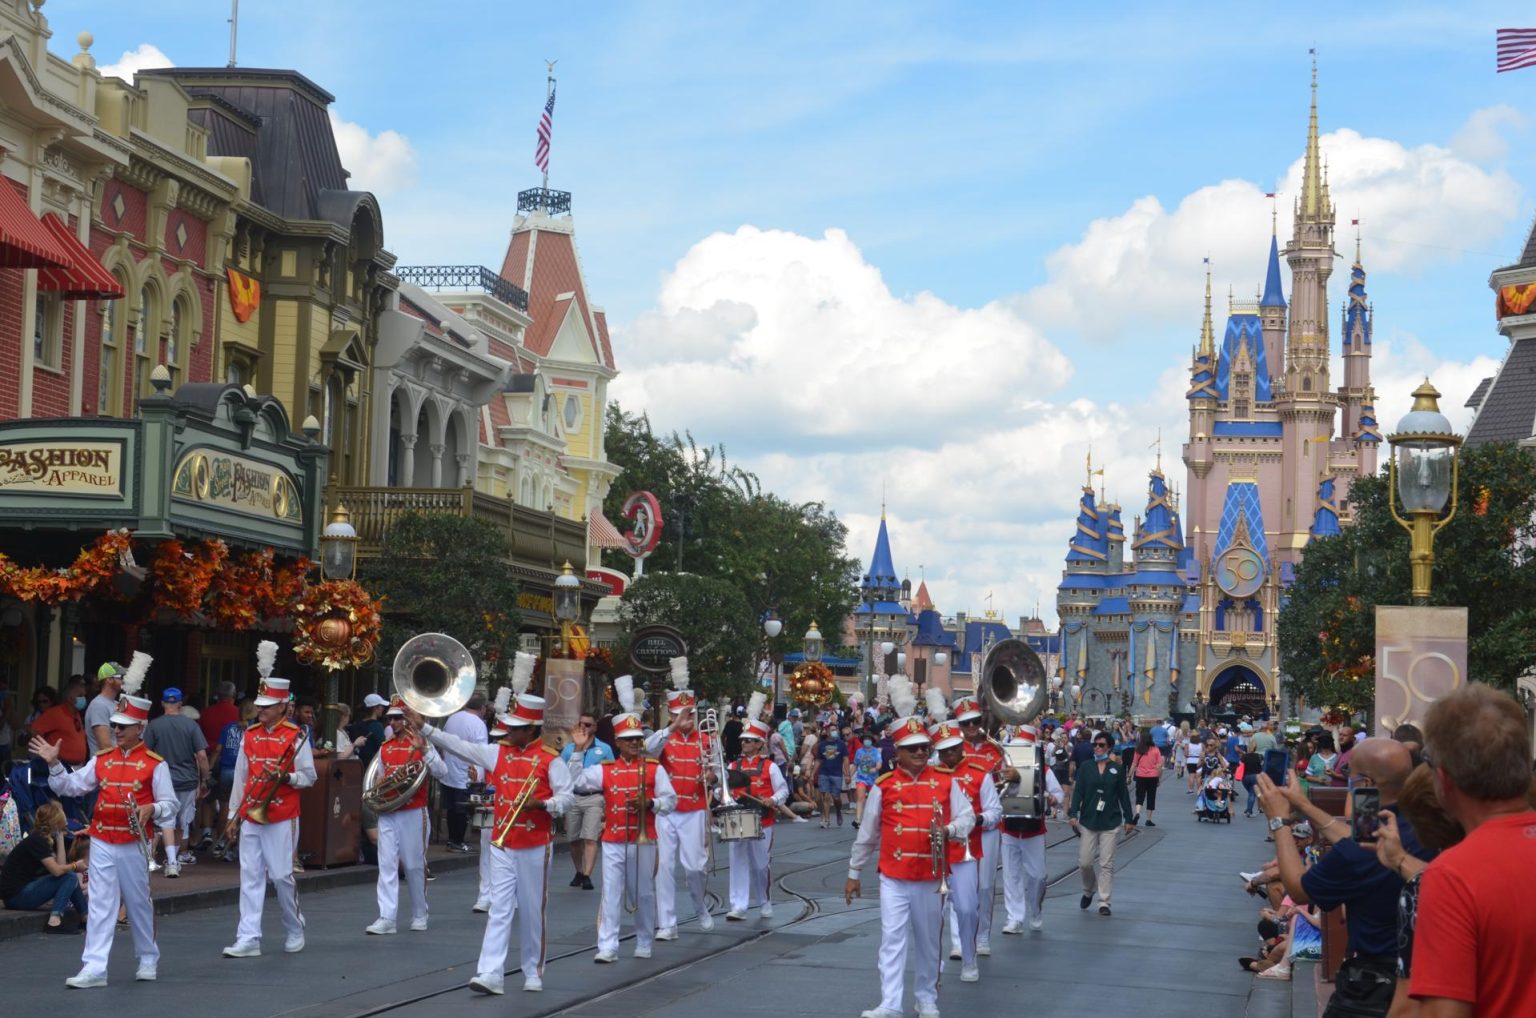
[98,282,127,415]
[134,286,155,398]
[166,297,189,389]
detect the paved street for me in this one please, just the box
[0,784,1291,1018]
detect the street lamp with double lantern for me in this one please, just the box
[1387,380,1463,605]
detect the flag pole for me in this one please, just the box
[228,0,239,68]
[543,60,557,196]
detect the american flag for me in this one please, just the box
[535,87,557,173]
[1497,28,1536,72]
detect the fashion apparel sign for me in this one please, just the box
[0,439,122,495]
[172,448,301,522]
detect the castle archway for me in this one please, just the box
[1207,663,1274,719]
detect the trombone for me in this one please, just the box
[624,751,653,913]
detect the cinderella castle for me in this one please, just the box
[1057,67,1378,719]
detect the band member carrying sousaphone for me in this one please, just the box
[412,653,574,994]
[845,676,975,1018]
[930,692,1002,985]
[223,641,316,959]
[643,656,716,941]
[31,651,174,988]
[724,691,787,921]
[361,696,448,935]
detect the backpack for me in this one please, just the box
[0,791,21,859]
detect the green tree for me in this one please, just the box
[365,512,522,677]
[618,572,759,704]
[1279,441,1536,716]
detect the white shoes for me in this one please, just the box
[760,902,774,919]
[699,911,715,931]
[223,940,261,958]
[163,861,180,878]
[960,964,980,983]
[655,926,678,941]
[1029,916,1044,931]
[409,916,428,932]
[948,948,962,961]
[976,943,991,957]
[365,918,397,935]
[860,1010,903,1018]
[523,976,543,992]
[65,970,108,989]
[1001,921,1023,935]
[594,951,617,963]
[469,975,504,995]
[634,946,652,959]
[135,962,157,982]
[917,1005,941,1018]
[472,899,490,913]
[725,910,746,921]
[284,933,305,953]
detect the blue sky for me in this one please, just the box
[49,1,1536,622]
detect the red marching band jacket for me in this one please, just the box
[90,743,162,845]
[659,732,710,813]
[876,765,956,881]
[600,757,660,844]
[239,721,305,824]
[943,760,990,860]
[728,756,778,828]
[488,741,561,848]
[377,735,430,813]
[962,739,1005,777]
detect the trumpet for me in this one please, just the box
[930,802,950,894]
[125,793,154,870]
[490,771,541,849]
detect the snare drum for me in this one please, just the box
[467,783,496,830]
[715,804,764,842]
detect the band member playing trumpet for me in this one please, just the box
[223,654,316,960]
[644,656,715,940]
[846,678,975,1018]
[726,692,787,921]
[364,697,448,935]
[932,715,1001,984]
[950,694,1005,957]
[30,652,174,988]
[573,677,676,963]
[409,660,573,995]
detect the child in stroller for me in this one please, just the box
[1195,773,1233,822]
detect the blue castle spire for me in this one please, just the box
[1132,470,1184,560]
[1261,232,1287,309]
[1344,248,1372,347]
[1309,474,1342,542]
[1066,487,1109,565]
[857,512,907,616]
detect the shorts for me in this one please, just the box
[855,774,875,788]
[567,793,605,842]
[165,787,198,834]
[817,773,844,795]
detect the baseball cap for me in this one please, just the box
[363,692,389,708]
[97,661,125,681]
[789,708,801,717]
[161,687,183,704]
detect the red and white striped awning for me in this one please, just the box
[37,214,123,299]
[589,509,626,549]
[0,179,72,270]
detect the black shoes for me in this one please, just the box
[1146,820,1157,827]
[1099,906,1112,917]
[569,874,584,888]
[1079,894,1092,910]
[581,875,595,890]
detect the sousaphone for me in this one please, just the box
[977,637,1049,822]
[362,632,477,813]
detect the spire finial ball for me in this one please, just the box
[77,31,92,51]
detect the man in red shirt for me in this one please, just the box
[31,675,88,766]
[1409,684,1536,1017]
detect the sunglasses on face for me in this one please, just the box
[960,719,982,727]
[110,722,136,731]
[578,722,595,729]
[1094,742,1110,748]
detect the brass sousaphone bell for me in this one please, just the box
[362,632,477,813]
[977,637,1050,821]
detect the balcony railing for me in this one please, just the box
[393,265,530,312]
[327,485,587,570]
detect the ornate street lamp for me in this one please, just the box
[555,560,582,656]
[320,504,358,581]
[1387,380,1463,605]
[803,621,823,662]
[763,610,783,706]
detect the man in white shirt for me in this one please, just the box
[440,693,488,852]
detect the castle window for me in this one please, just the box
[1233,398,1249,418]
[1303,375,1313,392]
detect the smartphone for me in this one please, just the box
[1351,787,1381,843]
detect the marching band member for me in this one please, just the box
[725,691,787,921]
[644,656,715,940]
[473,687,513,914]
[364,697,448,935]
[950,694,1004,957]
[573,675,676,963]
[30,652,173,988]
[223,641,316,959]
[412,654,573,994]
[846,677,975,1018]
[930,693,1001,984]
[999,729,1063,934]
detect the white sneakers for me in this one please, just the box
[976,943,991,957]
[409,916,429,932]
[655,926,678,941]
[65,970,108,989]
[1001,921,1024,935]
[948,948,962,961]
[1029,916,1044,932]
[725,910,747,921]
[163,861,180,879]
[760,902,774,919]
[365,918,398,935]
[469,975,505,995]
[860,1009,903,1018]
[960,964,980,983]
[472,899,490,913]
[917,1005,941,1018]
[523,976,543,992]
[223,940,261,958]
[633,946,652,959]
[699,911,716,931]
[284,933,305,953]
[593,950,617,963]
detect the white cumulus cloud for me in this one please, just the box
[98,43,173,82]
[329,112,418,197]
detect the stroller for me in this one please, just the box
[1195,774,1233,823]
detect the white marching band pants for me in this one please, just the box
[477,824,492,901]
[656,808,709,929]
[727,826,773,912]
[1001,833,1048,926]
[476,841,552,980]
[376,806,429,923]
[877,874,944,1013]
[943,858,979,966]
[81,839,158,977]
[597,841,657,955]
[946,827,1000,953]
[236,818,304,943]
